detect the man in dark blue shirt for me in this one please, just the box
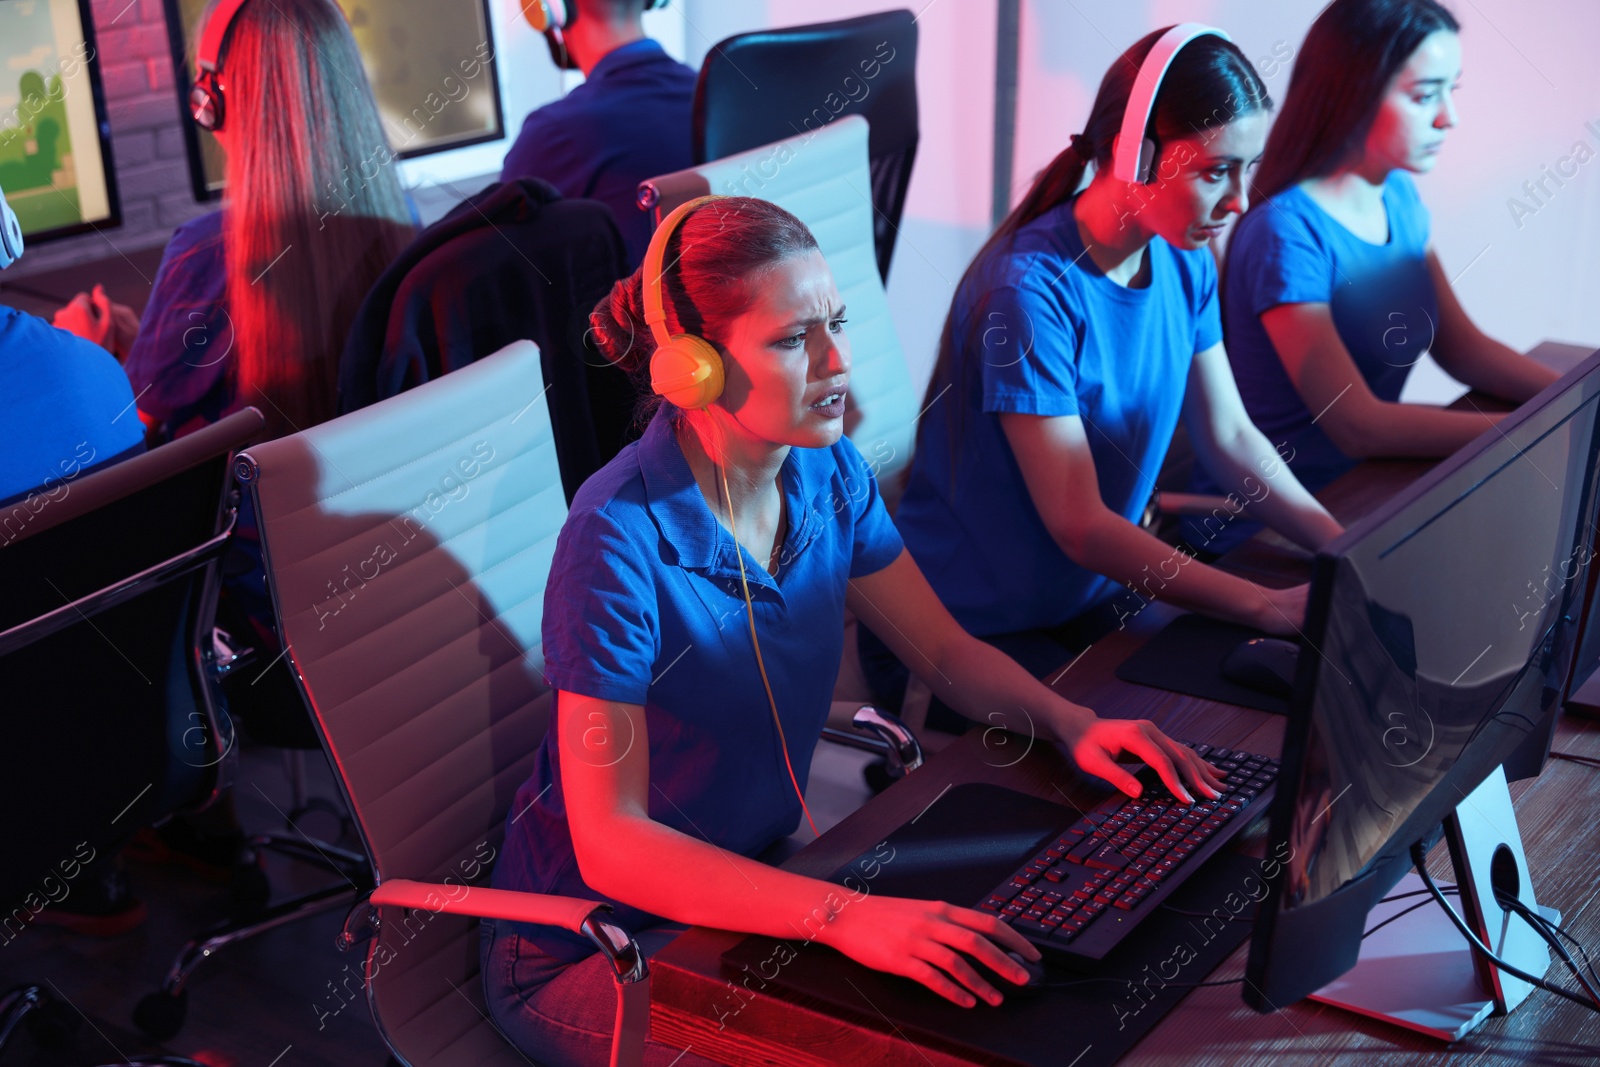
[500,0,696,266]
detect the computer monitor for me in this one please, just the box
[0,0,120,242]
[1246,349,1600,1030]
[162,0,504,201]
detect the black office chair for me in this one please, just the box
[338,178,638,504]
[693,9,919,282]
[0,409,263,1065]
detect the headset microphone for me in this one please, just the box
[1112,23,1232,184]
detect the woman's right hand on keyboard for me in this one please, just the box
[818,895,1041,1007]
[1059,717,1226,804]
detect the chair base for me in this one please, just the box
[134,832,371,1040]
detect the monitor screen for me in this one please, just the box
[163,0,503,200]
[1247,351,1600,1006]
[0,0,119,242]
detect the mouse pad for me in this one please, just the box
[720,783,1259,1067]
[1114,612,1290,715]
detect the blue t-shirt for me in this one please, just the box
[500,39,695,268]
[0,306,145,508]
[491,408,905,960]
[123,211,234,435]
[895,197,1223,636]
[1216,171,1435,490]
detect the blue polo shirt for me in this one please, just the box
[0,306,145,508]
[1186,173,1435,553]
[896,197,1222,636]
[500,39,696,267]
[492,408,904,961]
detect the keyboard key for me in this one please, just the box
[1083,843,1132,872]
[1013,918,1053,938]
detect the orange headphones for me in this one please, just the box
[641,195,819,835]
[522,0,667,72]
[643,194,727,411]
[190,0,254,132]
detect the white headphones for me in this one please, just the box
[1112,23,1233,184]
[0,184,24,270]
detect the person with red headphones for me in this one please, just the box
[482,195,1224,1065]
[501,0,695,267]
[119,0,413,442]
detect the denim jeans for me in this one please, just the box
[480,917,728,1067]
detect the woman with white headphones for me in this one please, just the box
[887,26,1344,705]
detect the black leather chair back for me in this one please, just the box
[693,9,919,282]
[0,408,263,915]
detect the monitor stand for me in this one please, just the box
[1308,766,1559,1041]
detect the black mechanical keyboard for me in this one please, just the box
[973,741,1280,965]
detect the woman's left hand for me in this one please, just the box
[1063,717,1225,804]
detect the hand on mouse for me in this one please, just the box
[1251,582,1309,635]
[1062,717,1226,804]
[818,895,1041,1008]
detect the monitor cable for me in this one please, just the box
[1411,842,1600,1012]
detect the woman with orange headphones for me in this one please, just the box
[482,195,1223,1064]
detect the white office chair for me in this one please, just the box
[638,113,920,510]
[236,342,648,1067]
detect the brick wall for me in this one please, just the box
[8,0,211,279]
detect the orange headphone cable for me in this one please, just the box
[717,460,821,838]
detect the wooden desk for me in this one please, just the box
[650,343,1600,1065]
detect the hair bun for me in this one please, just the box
[589,272,653,376]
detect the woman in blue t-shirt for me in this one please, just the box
[1191,0,1557,550]
[483,197,1223,1065]
[894,28,1341,677]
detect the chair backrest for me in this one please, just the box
[337,179,635,506]
[694,9,919,282]
[240,342,563,1065]
[0,408,263,916]
[640,115,920,508]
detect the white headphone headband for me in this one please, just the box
[0,185,23,269]
[1112,23,1233,183]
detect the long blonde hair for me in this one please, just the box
[208,0,413,434]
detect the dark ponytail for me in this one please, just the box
[1252,0,1459,202]
[918,28,1271,494]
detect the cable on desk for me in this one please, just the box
[1497,891,1600,1006]
[1550,750,1600,770]
[1361,888,1459,941]
[1410,842,1600,1013]
[1513,899,1600,993]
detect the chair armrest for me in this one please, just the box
[371,878,605,936]
[369,878,650,1065]
[368,879,647,985]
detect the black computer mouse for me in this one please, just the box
[1221,637,1299,699]
[967,950,1045,1002]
